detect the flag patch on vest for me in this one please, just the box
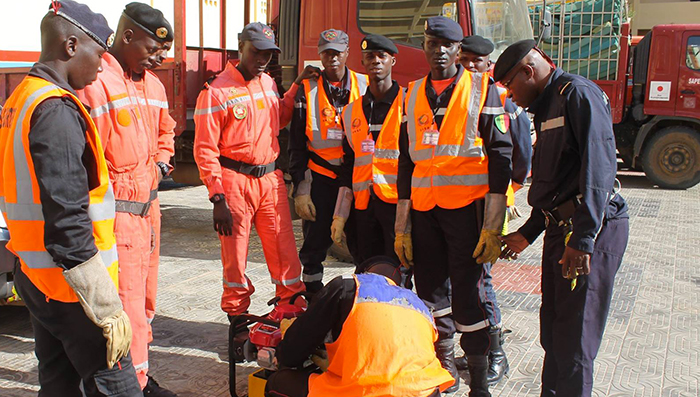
[494,114,509,133]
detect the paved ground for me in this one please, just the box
[1,169,699,397]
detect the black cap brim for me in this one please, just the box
[249,39,281,52]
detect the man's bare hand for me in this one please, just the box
[499,232,529,260]
[294,65,321,85]
[559,246,591,279]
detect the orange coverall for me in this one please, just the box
[194,61,304,316]
[78,52,175,388]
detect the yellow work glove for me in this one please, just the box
[280,317,297,338]
[294,194,316,221]
[394,232,414,268]
[473,229,502,264]
[311,349,329,372]
[330,216,347,246]
[62,253,132,369]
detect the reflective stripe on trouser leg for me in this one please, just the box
[114,211,152,389]
[220,171,256,315]
[254,170,304,301]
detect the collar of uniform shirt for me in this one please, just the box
[362,80,400,108]
[526,67,563,115]
[425,64,464,107]
[29,62,80,97]
[322,66,352,113]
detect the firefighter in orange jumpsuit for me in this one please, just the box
[77,4,176,395]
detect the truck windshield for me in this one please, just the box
[471,0,534,60]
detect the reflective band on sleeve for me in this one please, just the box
[272,274,302,286]
[432,306,452,318]
[302,272,323,282]
[541,116,565,131]
[455,319,490,332]
[133,361,149,372]
[481,106,505,115]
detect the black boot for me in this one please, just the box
[466,355,491,397]
[143,376,178,396]
[228,315,249,397]
[435,337,459,393]
[487,327,509,386]
[455,355,468,371]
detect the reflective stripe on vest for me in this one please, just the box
[405,72,491,211]
[303,70,368,178]
[0,76,119,303]
[343,90,402,210]
[308,273,454,397]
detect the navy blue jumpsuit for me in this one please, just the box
[517,68,629,397]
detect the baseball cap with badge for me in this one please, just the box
[49,0,114,49]
[318,29,349,54]
[239,22,280,52]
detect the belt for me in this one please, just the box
[115,189,159,217]
[219,156,276,178]
[542,194,582,227]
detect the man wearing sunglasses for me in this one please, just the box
[494,40,629,397]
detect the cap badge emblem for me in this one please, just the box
[361,40,368,50]
[106,33,115,48]
[156,27,168,39]
[324,31,338,41]
[233,104,248,120]
[263,27,274,39]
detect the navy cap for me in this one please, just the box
[461,35,495,56]
[361,34,398,55]
[424,16,463,42]
[239,22,280,52]
[493,39,537,82]
[49,0,114,50]
[318,29,349,54]
[123,2,173,43]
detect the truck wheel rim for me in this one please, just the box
[662,144,692,173]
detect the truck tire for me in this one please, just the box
[642,126,700,189]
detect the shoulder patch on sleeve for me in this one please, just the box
[558,81,573,96]
[495,113,510,134]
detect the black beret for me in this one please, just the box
[239,22,280,52]
[361,34,398,55]
[461,35,495,56]
[493,39,537,82]
[424,16,463,43]
[49,1,114,50]
[123,2,173,43]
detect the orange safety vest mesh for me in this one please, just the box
[405,71,490,211]
[342,90,402,210]
[0,76,119,303]
[303,70,368,179]
[308,274,455,397]
[495,83,516,207]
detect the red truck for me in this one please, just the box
[2,0,699,189]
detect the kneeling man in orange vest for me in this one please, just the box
[266,256,455,397]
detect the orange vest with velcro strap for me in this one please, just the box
[495,83,517,207]
[308,273,454,397]
[342,90,402,209]
[405,71,490,211]
[0,76,119,303]
[303,70,368,179]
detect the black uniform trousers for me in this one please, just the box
[353,196,398,265]
[299,174,358,288]
[412,203,492,355]
[14,263,142,397]
[539,217,629,397]
[265,368,442,397]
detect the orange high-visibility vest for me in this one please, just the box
[303,70,368,179]
[342,90,402,210]
[0,76,119,303]
[495,83,517,207]
[405,71,490,211]
[308,274,455,397]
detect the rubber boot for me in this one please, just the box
[466,355,491,397]
[487,327,509,386]
[435,337,460,393]
[228,315,249,397]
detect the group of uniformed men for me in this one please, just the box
[0,0,628,396]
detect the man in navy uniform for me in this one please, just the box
[494,40,629,397]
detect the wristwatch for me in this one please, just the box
[210,193,226,204]
[156,161,172,177]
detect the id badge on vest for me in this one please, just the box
[361,139,375,153]
[422,130,440,146]
[327,127,343,140]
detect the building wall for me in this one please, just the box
[631,0,700,35]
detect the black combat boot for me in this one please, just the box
[228,315,249,397]
[143,376,178,397]
[435,337,460,393]
[487,327,509,385]
[466,355,491,397]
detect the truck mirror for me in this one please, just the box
[538,8,552,44]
